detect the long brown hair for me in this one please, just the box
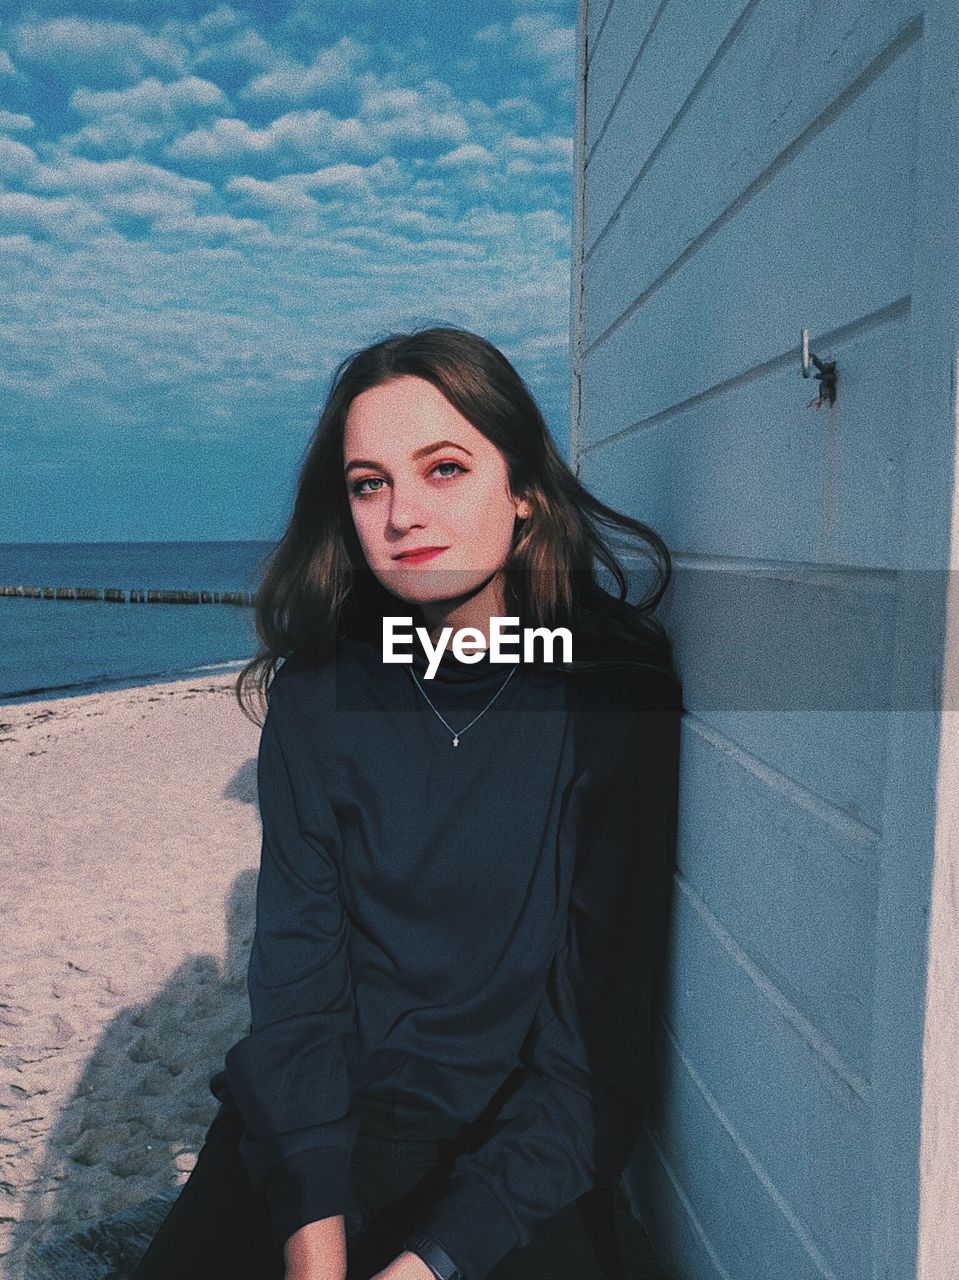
[235,326,675,725]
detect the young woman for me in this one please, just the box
[131,327,683,1280]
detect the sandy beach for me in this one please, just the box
[0,674,263,1273]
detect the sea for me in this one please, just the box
[0,541,274,706]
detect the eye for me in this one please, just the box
[431,461,467,480]
[350,460,466,498]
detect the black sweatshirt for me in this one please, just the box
[213,626,682,1279]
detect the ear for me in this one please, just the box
[513,493,532,520]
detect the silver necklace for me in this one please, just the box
[407,661,518,746]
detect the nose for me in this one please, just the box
[386,481,428,533]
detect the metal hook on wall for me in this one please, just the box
[800,329,837,408]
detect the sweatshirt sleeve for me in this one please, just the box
[412,673,682,1280]
[224,671,361,1256]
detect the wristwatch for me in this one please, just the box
[403,1228,465,1280]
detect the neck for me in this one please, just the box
[416,571,506,649]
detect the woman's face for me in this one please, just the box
[343,375,530,610]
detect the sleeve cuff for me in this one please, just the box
[417,1172,524,1280]
[265,1143,361,1257]
[404,1229,461,1279]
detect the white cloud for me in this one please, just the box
[388,208,443,234]
[473,11,574,84]
[168,83,469,163]
[167,112,326,161]
[63,75,228,155]
[242,36,366,102]
[99,189,197,222]
[226,175,317,217]
[0,192,109,241]
[301,158,400,190]
[0,110,33,133]
[71,75,227,120]
[226,157,402,221]
[359,83,471,145]
[504,132,573,173]
[513,13,575,59]
[192,5,246,37]
[64,76,229,154]
[475,24,505,45]
[66,116,167,153]
[435,143,495,169]
[0,136,37,181]
[193,26,278,75]
[149,211,271,242]
[32,155,210,199]
[521,207,569,243]
[492,96,547,128]
[0,50,15,76]
[13,18,186,83]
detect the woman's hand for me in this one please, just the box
[370,1250,437,1279]
[283,1214,347,1280]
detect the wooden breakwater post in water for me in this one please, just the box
[0,585,256,605]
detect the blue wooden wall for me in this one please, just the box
[573,3,959,1278]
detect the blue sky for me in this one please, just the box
[0,0,575,542]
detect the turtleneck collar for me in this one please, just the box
[409,627,512,686]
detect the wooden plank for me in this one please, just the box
[586,0,616,56]
[584,0,919,311]
[577,312,910,569]
[584,0,749,236]
[582,557,897,827]
[662,882,873,1277]
[581,36,919,429]
[584,0,663,155]
[633,1031,841,1279]
[663,567,896,831]
[676,718,879,1077]
[660,565,903,721]
[628,1128,736,1280]
[684,702,888,841]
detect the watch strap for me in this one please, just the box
[404,1227,465,1280]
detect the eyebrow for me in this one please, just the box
[344,439,474,475]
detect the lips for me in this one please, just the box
[392,546,449,564]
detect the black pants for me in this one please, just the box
[129,1085,625,1280]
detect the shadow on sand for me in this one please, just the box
[10,757,260,1280]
